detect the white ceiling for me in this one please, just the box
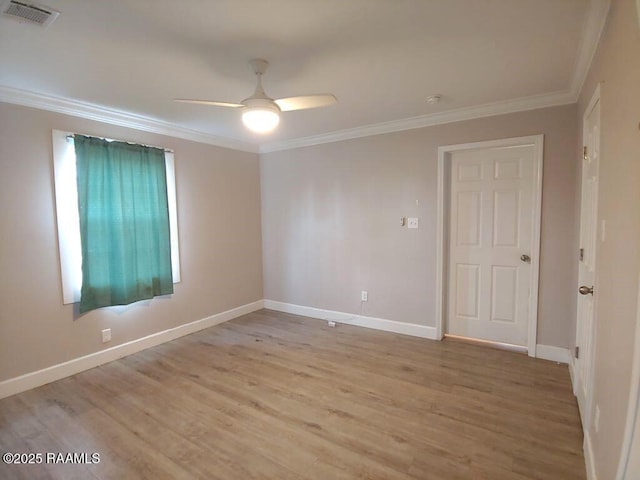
[0,0,609,152]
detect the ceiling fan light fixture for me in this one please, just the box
[242,107,280,133]
[241,99,281,133]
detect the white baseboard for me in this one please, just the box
[263,300,438,339]
[0,300,264,400]
[585,430,598,480]
[535,344,571,364]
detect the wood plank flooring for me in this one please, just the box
[0,309,585,479]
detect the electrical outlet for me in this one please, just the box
[361,290,368,302]
[101,328,111,343]
[594,405,600,433]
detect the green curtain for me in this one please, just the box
[75,135,174,314]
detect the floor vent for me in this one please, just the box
[1,0,59,27]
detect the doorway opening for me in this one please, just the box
[435,135,544,356]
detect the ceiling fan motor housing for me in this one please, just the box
[242,97,281,113]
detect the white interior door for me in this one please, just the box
[447,143,537,347]
[574,89,600,428]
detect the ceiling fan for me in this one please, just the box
[175,59,337,134]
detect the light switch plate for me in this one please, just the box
[408,217,419,229]
[101,328,111,343]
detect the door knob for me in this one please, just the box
[579,285,594,295]
[520,254,531,263]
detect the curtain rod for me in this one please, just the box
[66,134,174,153]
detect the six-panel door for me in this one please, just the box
[447,144,535,346]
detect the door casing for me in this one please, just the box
[616,272,640,479]
[435,135,544,357]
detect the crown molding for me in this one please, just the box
[0,86,259,153]
[260,89,575,153]
[569,0,611,99]
[258,0,610,154]
[0,0,610,157]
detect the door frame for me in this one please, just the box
[616,271,640,479]
[573,83,601,430]
[435,135,544,357]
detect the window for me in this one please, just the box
[52,130,180,311]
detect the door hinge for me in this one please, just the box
[583,146,588,161]
[575,346,580,359]
[579,248,584,261]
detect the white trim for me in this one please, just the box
[435,144,446,341]
[435,135,544,357]
[261,91,573,153]
[0,86,258,153]
[570,0,611,98]
[535,345,572,364]
[585,84,602,124]
[0,85,573,156]
[263,300,438,340]
[585,430,598,480]
[0,300,264,399]
[529,136,545,358]
[615,271,640,479]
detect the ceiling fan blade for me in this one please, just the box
[274,94,337,112]
[174,99,244,108]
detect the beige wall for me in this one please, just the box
[261,104,579,348]
[0,102,263,381]
[577,0,640,477]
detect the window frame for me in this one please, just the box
[52,129,181,305]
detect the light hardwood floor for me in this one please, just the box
[0,309,585,479]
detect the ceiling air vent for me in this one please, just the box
[1,0,59,27]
